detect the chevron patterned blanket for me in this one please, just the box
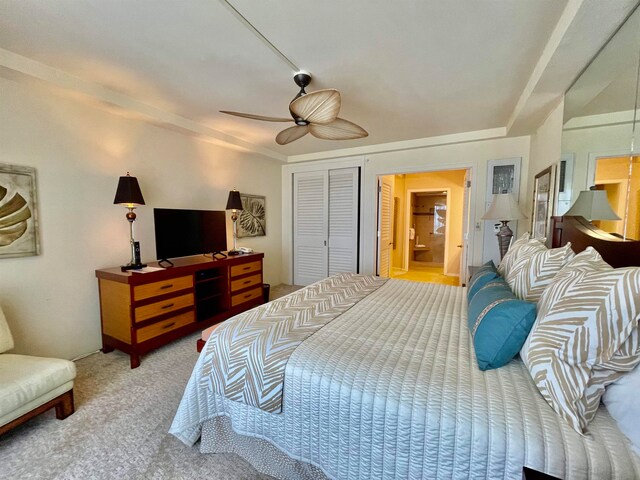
[199,273,387,413]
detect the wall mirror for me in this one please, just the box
[561,5,640,240]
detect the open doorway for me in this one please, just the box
[592,155,639,239]
[377,169,469,285]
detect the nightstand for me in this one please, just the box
[467,265,483,284]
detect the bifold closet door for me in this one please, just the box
[293,167,359,285]
[293,170,329,285]
[328,167,359,275]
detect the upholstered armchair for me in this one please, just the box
[0,306,76,435]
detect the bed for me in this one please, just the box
[170,216,640,480]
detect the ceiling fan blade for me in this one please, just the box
[276,125,310,145]
[290,89,341,125]
[220,111,293,122]
[309,117,368,141]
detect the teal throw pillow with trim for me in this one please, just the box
[468,277,537,371]
[467,260,499,302]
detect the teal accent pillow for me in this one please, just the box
[467,260,499,302]
[468,277,537,371]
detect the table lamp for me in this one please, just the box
[564,187,621,221]
[482,193,527,259]
[226,189,243,256]
[113,172,146,271]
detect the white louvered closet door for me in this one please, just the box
[328,168,359,275]
[293,171,329,285]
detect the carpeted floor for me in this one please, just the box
[0,284,301,480]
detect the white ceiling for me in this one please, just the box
[0,0,637,160]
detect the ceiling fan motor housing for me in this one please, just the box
[291,72,312,122]
[293,72,311,89]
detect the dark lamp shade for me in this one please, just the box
[226,190,243,210]
[113,174,145,206]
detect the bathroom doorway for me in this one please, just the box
[592,155,639,239]
[407,190,449,267]
[376,169,468,285]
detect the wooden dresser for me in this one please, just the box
[95,253,264,368]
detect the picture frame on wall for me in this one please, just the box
[482,157,522,265]
[531,165,556,241]
[0,163,40,258]
[237,194,266,238]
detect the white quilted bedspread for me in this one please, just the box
[170,279,640,480]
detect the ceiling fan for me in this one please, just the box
[221,72,368,145]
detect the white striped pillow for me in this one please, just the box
[497,233,544,277]
[521,247,640,433]
[505,243,574,302]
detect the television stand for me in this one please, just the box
[157,258,174,268]
[211,251,227,259]
[95,252,264,368]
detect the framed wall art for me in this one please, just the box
[482,157,522,264]
[0,163,40,258]
[238,194,266,238]
[531,165,556,241]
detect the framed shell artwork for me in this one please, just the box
[237,194,266,238]
[0,163,40,258]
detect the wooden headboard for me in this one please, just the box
[549,216,640,268]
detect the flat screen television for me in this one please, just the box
[154,208,227,261]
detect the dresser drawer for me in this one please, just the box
[231,286,262,307]
[230,273,262,292]
[134,293,194,323]
[133,275,193,301]
[230,261,261,278]
[136,311,195,343]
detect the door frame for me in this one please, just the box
[403,188,451,273]
[369,164,475,277]
[587,151,639,239]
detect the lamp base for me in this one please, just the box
[121,262,147,272]
[227,250,240,256]
[496,221,514,260]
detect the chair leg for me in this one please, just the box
[0,390,76,436]
[55,390,75,420]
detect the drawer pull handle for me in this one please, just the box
[243,280,251,284]
[162,322,176,329]
[244,294,252,298]
[161,303,175,310]
[243,266,250,270]
[160,284,174,290]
